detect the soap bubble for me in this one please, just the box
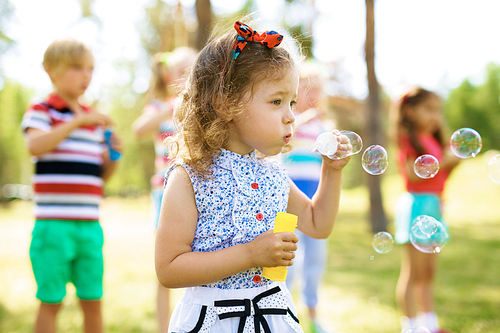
[403,327,431,333]
[328,130,363,159]
[410,215,449,253]
[450,128,482,158]
[311,131,363,160]
[362,145,388,175]
[413,215,438,237]
[414,154,440,179]
[487,154,500,184]
[372,231,394,254]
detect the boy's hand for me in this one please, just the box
[246,230,298,268]
[108,132,123,154]
[75,110,113,127]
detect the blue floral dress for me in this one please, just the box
[165,149,303,333]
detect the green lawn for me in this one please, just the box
[1,151,499,332]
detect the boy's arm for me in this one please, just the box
[287,134,351,239]
[100,155,119,182]
[25,111,112,156]
[155,166,298,288]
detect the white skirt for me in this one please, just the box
[168,281,303,333]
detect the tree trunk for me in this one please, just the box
[365,0,387,233]
[195,0,211,50]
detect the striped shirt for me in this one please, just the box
[21,94,105,221]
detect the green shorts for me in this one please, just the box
[29,220,104,304]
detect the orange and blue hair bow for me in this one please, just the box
[232,21,283,60]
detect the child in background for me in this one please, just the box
[281,60,335,333]
[393,87,460,333]
[154,20,351,332]
[132,46,197,333]
[21,38,121,333]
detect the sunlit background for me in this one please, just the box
[2,0,500,103]
[1,1,500,332]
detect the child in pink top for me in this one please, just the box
[393,87,460,333]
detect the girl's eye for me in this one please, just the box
[290,101,297,109]
[272,100,282,106]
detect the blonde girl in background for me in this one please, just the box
[393,87,460,333]
[133,47,197,333]
[155,20,351,332]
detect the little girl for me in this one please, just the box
[155,21,350,333]
[133,47,197,333]
[393,87,460,333]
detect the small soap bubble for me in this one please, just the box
[414,154,440,179]
[487,154,500,184]
[410,215,449,253]
[403,327,431,333]
[370,255,374,260]
[450,127,482,158]
[372,231,394,254]
[362,145,388,175]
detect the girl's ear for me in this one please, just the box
[403,104,415,121]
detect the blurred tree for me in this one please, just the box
[0,0,14,59]
[195,0,211,50]
[282,0,316,59]
[364,0,387,233]
[444,63,500,152]
[78,0,95,17]
[0,81,33,202]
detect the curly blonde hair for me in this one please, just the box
[165,21,297,175]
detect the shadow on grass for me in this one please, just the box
[322,209,500,333]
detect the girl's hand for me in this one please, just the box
[323,130,352,170]
[247,230,298,268]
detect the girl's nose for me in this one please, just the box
[284,107,295,124]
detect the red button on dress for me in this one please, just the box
[253,275,261,283]
[251,182,259,189]
[256,213,264,221]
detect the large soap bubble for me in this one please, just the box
[362,145,388,175]
[310,130,363,160]
[414,154,440,179]
[410,215,449,253]
[450,128,482,159]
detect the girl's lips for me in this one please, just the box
[284,134,292,143]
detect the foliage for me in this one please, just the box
[1,154,499,332]
[0,0,15,57]
[444,63,500,151]
[0,80,33,197]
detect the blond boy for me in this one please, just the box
[21,38,121,333]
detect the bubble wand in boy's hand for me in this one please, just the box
[104,128,122,161]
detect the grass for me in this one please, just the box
[1,151,499,332]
